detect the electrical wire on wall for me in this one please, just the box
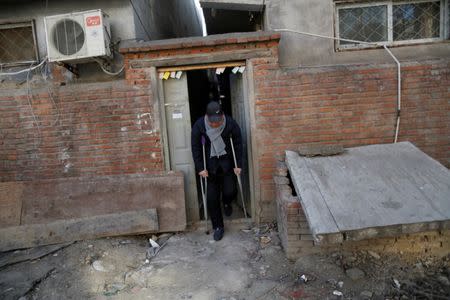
[26,61,44,148]
[273,28,402,144]
[0,57,48,76]
[1,56,62,148]
[96,59,125,76]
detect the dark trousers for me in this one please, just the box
[207,166,237,229]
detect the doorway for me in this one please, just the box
[161,62,252,224]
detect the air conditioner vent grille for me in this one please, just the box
[53,19,85,56]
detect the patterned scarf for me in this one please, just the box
[204,116,227,158]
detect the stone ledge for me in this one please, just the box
[120,31,281,54]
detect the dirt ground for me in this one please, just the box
[1,222,449,300]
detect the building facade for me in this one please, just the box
[1,0,449,232]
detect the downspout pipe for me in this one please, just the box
[273,29,402,143]
[383,45,402,143]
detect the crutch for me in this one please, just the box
[200,135,209,234]
[229,135,250,227]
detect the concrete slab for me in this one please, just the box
[286,142,450,244]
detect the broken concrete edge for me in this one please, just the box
[119,31,281,53]
[284,150,341,236]
[0,209,159,252]
[311,220,450,246]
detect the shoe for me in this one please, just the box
[213,227,224,241]
[224,204,233,217]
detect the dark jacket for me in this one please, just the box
[191,115,243,175]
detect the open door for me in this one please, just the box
[162,72,199,223]
[229,72,251,216]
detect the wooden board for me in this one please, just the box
[17,173,185,233]
[286,142,450,244]
[0,209,158,252]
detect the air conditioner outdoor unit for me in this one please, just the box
[44,9,112,63]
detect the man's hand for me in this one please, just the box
[199,170,208,178]
[234,168,242,176]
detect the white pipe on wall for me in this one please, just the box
[273,29,402,144]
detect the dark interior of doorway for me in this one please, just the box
[186,68,246,221]
[186,69,232,123]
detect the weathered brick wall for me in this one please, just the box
[0,79,163,181]
[2,33,448,227]
[274,161,314,259]
[254,54,450,222]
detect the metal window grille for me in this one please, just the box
[339,5,388,44]
[336,0,447,49]
[393,2,441,40]
[0,21,38,66]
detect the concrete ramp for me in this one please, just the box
[285,142,450,244]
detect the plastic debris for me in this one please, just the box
[333,290,343,297]
[337,281,344,288]
[300,274,308,283]
[149,238,160,248]
[393,278,401,289]
[146,238,161,259]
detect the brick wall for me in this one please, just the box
[253,55,450,222]
[2,32,448,227]
[0,79,163,181]
[122,34,449,223]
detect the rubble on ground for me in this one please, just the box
[0,223,449,299]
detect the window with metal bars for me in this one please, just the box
[335,0,449,49]
[0,20,39,66]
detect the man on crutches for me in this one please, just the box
[191,101,243,241]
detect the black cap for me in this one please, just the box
[206,101,223,123]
